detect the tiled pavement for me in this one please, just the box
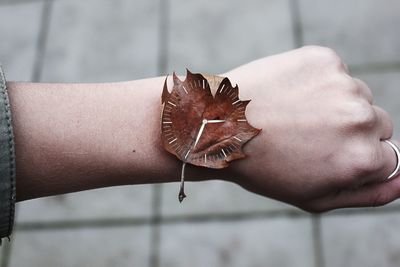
[0,0,400,266]
[322,212,400,267]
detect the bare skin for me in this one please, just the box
[7,46,400,212]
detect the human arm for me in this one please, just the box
[8,77,224,201]
[8,46,400,212]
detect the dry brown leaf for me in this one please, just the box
[161,69,261,168]
[161,70,261,201]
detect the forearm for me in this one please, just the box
[9,46,398,211]
[7,78,225,201]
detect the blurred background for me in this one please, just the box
[0,0,400,266]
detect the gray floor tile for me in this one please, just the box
[159,217,315,267]
[167,0,294,75]
[42,0,159,82]
[322,213,400,267]
[0,239,12,267]
[299,0,400,66]
[356,71,400,139]
[9,226,150,267]
[0,1,42,81]
[16,185,153,222]
[161,180,297,217]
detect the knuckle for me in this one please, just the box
[376,106,394,137]
[349,144,383,177]
[323,48,341,63]
[386,116,395,137]
[382,109,394,128]
[316,47,342,64]
[332,76,360,95]
[300,45,324,52]
[301,46,340,61]
[345,78,360,95]
[345,101,377,130]
[300,46,346,72]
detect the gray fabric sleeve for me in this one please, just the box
[0,64,16,242]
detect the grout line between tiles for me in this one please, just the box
[0,0,43,6]
[149,0,170,266]
[156,0,169,77]
[0,240,12,267]
[311,215,325,267]
[149,185,162,267]
[289,0,303,48]
[31,0,53,82]
[13,204,400,231]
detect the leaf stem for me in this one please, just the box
[178,162,187,202]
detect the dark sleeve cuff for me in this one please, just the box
[0,64,16,242]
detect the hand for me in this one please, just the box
[222,46,399,212]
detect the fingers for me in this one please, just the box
[311,175,400,211]
[382,140,400,179]
[359,139,398,184]
[371,139,400,183]
[306,140,400,212]
[368,107,394,182]
[356,81,394,182]
[350,78,392,140]
[373,105,394,140]
[343,79,394,185]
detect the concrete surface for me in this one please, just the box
[0,0,399,266]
